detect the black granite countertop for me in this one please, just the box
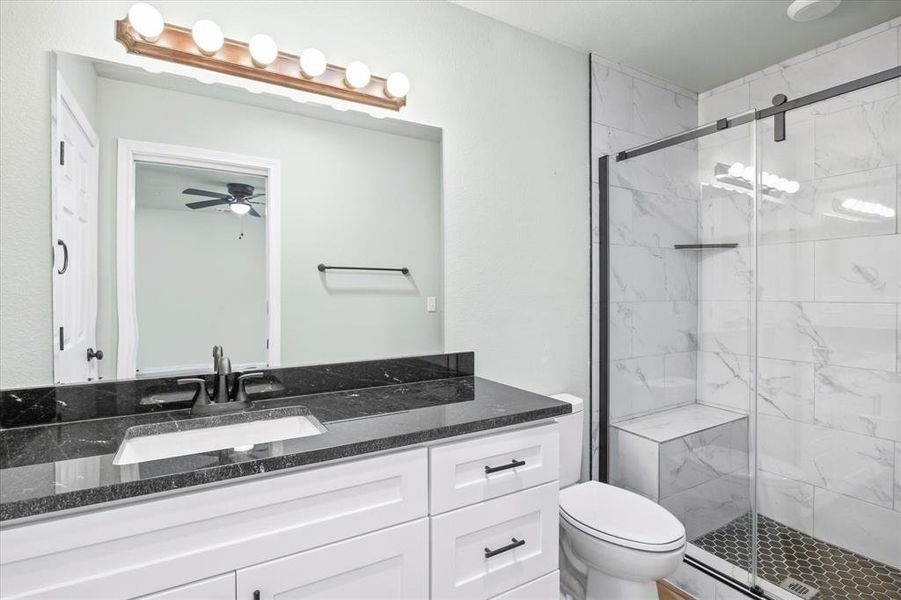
[0,376,570,522]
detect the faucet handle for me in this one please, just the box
[233,372,264,405]
[177,378,212,408]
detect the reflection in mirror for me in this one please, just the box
[50,52,443,384]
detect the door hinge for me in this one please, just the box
[59,326,64,351]
[59,140,65,165]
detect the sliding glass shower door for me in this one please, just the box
[749,77,900,599]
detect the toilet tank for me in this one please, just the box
[550,393,584,488]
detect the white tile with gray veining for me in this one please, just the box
[757,470,815,535]
[632,77,698,140]
[631,301,698,356]
[614,403,745,443]
[665,351,697,406]
[609,427,659,500]
[661,472,750,541]
[758,358,815,423]
[609,246,665,301]
[659,418,748,497]
[757,242,814,301]
[757,301,897,370]
[699,247,753,301]
[815,234,900,302]
[697,351,752,414]
[758,414,895,507]
[814,365,901,441]
[609,356,668,420]
[813,488,901,567]
[699,301,752,355]
[590,60,633,129]
[814,95,900,179]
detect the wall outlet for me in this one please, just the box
[426,296,437,312]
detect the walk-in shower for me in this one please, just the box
[595,57,900,599]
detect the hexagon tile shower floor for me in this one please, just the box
[693,514,901,599]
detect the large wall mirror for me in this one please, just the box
[51,52,443,384]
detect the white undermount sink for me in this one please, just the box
[113,409,326,466]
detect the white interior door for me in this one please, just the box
[52,77,99,383]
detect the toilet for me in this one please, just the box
[552,394,686,600]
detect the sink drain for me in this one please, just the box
[780,577,818,599]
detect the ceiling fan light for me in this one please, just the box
[230,201,251,215]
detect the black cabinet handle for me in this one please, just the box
[484,537,525,558]
[484,459,526,474]
[56,239,68,274]
[253,591,260,600]
[86,348,103,361]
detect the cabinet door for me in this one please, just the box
[137,573,235,599]
[235,519,428,600]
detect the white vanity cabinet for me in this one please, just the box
[0,422,559,600]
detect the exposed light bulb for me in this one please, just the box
[385,72,410,99]
[344,61,371,89]
[728,162,744,178]
[230,201,251,215]
[127,3,164,41]
[785,180,800,194]
[299,48,327,78]
[191,20,223,55]
[249,34,278,67]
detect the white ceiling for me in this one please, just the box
[450,0,901,92]
[135,163,267,215]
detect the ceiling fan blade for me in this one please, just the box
[183,188,231,200]
[247,193,266,199]
[248,206,262,218]
[185,199,231,209]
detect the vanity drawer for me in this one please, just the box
[430,482,559,600]
[491,571,559,599]
[429,423,558,514]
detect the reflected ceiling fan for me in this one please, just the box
[183,183,265,217]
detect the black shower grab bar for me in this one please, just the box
[318,263,410,275]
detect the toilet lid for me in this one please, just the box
[560,482,686,552]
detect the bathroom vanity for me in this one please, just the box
[0,355,569,600]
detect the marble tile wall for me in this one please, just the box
[698,17,901,567]
[590,55,699,480]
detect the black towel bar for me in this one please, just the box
[318,264,410,275]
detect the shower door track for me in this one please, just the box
[614,65,901,162]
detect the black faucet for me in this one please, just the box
[177,346,263,416]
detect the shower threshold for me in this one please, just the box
[692,514,900,600]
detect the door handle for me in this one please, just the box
[86,348,104,361]
[56,239,68,274]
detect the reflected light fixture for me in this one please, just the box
[249,34,278,67]
[191,20,224,56]
[127,2,164,41]
[299,48,327,78]
[345,61,371,89]
[230,201,252,215]
[385,72,410,99]
[841,198,895,219]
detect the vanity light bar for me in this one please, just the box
[115,5,408,111]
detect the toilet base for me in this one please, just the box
[586,569,658,600]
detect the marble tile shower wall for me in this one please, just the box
[590,55,699,479]
[697,19,901,567]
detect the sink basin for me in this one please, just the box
[113,407,326,466]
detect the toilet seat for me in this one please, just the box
[560,481,686,553]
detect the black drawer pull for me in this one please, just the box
[253,591,260,600]
[484,459,526,474]
[484,537,525,558]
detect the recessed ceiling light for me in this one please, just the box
[787,0,842,22]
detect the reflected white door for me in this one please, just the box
[52,78,99,383]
